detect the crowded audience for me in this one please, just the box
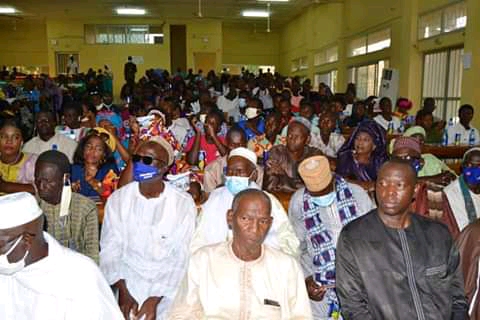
[0,65,479,319]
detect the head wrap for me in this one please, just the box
[404,126,426,138]
[299,156,332,192]
[392,136,421,155]
[91,127,117,152]
[149,135,175,166]
[96,112,122,130]
[398,99,413,110]
[229,147,258,167]
[0,192,43,229]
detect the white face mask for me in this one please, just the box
[245,107,259,120]
[59,174,72,218]
[0,236,29,275]
[199,114,207,124]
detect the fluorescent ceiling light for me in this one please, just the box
[242,10,270,17]
[0,7,16,14]
[130,28,148,32]
[116,8,146,15]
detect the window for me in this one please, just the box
[418,1,467,40]
[314,70,337,93]
[314,46,338,66]
[85,24,164,44]
[348,60,389,98]
[348,29,390,57]
[292,57,308,72]
[422,48,463,121]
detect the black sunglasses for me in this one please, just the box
[132,154,160,165]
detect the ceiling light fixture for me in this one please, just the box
[242,10,270,18]
[257,0,289,2]
[116,8,146,15]
[0,7,16,14]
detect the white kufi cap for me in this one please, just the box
[0,192,43,229]
[228,147,257,166]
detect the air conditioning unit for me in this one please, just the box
[379,68,399,103]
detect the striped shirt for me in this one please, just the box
[39,192,99,263]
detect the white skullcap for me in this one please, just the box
[0,192,43,229]
[229,147,257,166]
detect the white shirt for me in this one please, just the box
[288,184,375,319]
[191,183,300,257]
[23,132,78,162]
[168,241,313,320]
[100,182,197,319]
[444,179,480,230]
[169,118,191,146]
[373,115,403,132]
[446,123,480,145]
[216,95,240,121]
[0,233,123,320]
[310,132,346,158]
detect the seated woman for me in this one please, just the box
[343,100,368,128]
[336,120,388,191]
[310,111,345,158]
[0,118,36,194]
[71,129,119,200]
[237,97,265,141]
[56,102,88,142]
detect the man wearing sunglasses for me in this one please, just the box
[100,136,197,320]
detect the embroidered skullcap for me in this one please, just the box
[392,136,421,155]
[404,126,426,138]
[149,135,175,166]
[0,192,43,229]
[298,155,333,192]
[290,116,312,132]
[229,147,257,167]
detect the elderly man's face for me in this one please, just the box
[227,194,272,248]
[35,162,64,205]
[376,162,416,217]
[226,156,255,178]
[287,122,310,153]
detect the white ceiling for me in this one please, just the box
[0,0,336,26]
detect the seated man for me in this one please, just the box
[191,147,299,256]
[263,118,323,193]
[447,104,480,145]
[444,148,480,232]
[310,111,345,158]
[289,155,374,319]
[373,97,403,133]
[456,219,480,320]
[203,127,263,193]
[35,150,99,263]
[100,136,197,320]
[336,159,468,319]
[169,189,312,319]
[23,110,78,162]
[0,192,122,318]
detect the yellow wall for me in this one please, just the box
[0,18,48,72]
[222,23,280,67]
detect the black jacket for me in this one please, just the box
[336,210,468,320]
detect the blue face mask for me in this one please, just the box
[133,161,161,182]
[311,192,336,207]
[225,176,250,195]
[239,98,247,108]
[411,159,423,174]
[463,167,480,186]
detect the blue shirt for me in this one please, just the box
[71,162,119,199]
[237,118,266,141]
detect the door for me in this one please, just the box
[193,52,216,74]
[56,52,79,75]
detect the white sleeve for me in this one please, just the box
[287,258,313,319]
[99,194,124,285]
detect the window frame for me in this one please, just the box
[348,28,391,57]
[85,24,164,45]
[418,0,467,40]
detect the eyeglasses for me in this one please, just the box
[132,154,161,165]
